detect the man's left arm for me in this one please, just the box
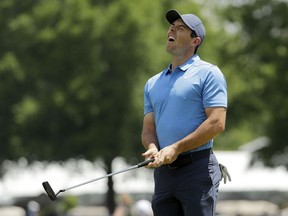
[173,107,226,154]
[157,107,226,165]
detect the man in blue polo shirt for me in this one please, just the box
[141,9,228,216]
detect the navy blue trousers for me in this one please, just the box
[152,153,221,216]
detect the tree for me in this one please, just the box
[0,0,168,213]
[215,0,288,167]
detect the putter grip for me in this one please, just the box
[137,158,154,167]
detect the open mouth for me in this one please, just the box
[168,36,175,42]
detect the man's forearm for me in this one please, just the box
[141,131,159,150]
[172,122,223,154]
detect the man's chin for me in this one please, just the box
[166,46,174,54]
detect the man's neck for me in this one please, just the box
[170,54,193,71]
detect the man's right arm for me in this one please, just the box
[141,112,159,159]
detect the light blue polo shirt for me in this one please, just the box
[144,55,227,152]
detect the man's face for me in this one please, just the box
[166,18,195,56]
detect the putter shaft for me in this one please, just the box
[63,165,138,192]
[43,158,154,200]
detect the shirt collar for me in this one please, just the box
[164,54,200,75]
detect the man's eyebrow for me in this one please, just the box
[172,23,189,29]
[180,24,189,28]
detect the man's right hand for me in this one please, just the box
[142,146,158,168]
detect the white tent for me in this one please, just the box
[217,150,288,191]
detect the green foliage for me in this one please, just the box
[60,195,78,213]
[0,0,166,164]
[216,0,288,167]
[0,0,171,211]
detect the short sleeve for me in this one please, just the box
[203,66,228,108]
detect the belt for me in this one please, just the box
[167,148,212,169]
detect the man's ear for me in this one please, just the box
[192,37,201,47]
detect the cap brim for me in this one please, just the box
[166,9,182,24]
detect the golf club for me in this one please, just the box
[42,158,154,201]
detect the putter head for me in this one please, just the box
[42,181,57,201]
